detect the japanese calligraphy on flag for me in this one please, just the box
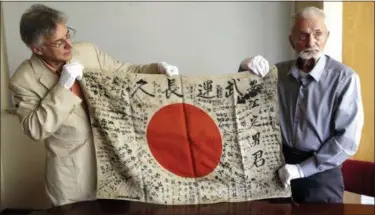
[79,66,291,205]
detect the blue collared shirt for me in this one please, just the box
[276,55,364,177]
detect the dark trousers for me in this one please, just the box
[283,145,344,203]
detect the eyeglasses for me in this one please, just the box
[297,31,325,41]
[44,27,76,48]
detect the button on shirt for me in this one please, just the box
[276,55,364,177]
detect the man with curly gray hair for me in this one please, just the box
[10,4,179,206]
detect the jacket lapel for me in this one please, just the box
[30,55,59,90]
[30,51,89,118]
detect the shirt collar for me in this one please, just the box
[288,55,327,82]
[39,56,60,73]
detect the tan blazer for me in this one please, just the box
[9,42,160,206]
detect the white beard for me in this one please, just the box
[298,48,323,60]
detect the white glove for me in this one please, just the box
[59,61,84,89]
[278,164,305,188]
[158,62,179,77]
[240,55,270,77]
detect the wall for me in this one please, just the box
[1,5,49,208]
[0,2,6,210]
[323,2,342,62]
[1,2,293,209]
[343,2,374,163]
[3,2,292,77]
[343,3,374,205]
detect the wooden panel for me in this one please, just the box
[343,2,374,162]
[344,191,362,204]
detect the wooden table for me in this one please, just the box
[32,199,374,215]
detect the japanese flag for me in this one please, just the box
[80,66,291,205]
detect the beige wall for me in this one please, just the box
[0,114,50,209]
[0,2,10,110]
[1,3,9,210]
[1,3,5,210]
[1,3,50,210]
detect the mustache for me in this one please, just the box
[298,48,322,60]
[300,48,320,53]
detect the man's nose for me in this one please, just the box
[306,34,316,47]
[64,39,73,49]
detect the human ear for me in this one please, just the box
[31,45,44,56]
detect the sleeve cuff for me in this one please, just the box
[298,156,320,178]
[296,164,305,178]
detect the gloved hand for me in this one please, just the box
[59,61,84,89]
[158,62,179,77]
[240,55,270,77]
[278,164,305,188]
